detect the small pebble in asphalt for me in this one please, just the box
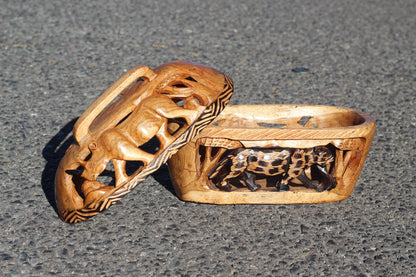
[292,67,310,73]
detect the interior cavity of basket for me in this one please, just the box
[197,143,337,193]
[211,109,365,129]
[196,137,365,193]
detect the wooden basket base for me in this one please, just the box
[168,104,375,204]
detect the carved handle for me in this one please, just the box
[73,66,157,143]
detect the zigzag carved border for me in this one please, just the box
[63,75,233,223]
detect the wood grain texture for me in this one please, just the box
[55,61,233,223]
[168,104,375,204]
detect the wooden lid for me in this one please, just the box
[55,61,233,223]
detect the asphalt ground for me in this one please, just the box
[1,0,415,276]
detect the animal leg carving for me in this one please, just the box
[147,95,201,126]
[314,164,337,191]
[242,171,261,191]
[113,159,128,187]
[277,176,290,191]
[296,171,320,191]
[155,119,176,154]
[218,167,245,191]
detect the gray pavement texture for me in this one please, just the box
[1,0,415,276]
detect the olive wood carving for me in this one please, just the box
[168,104,375,204]
[55,61,233,223]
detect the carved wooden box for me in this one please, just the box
[55,61,375,223]
[168,104,375,204]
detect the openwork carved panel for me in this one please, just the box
[55,62,233,223]
[167,105,375,205]
[202,144,337,193]
[55,62,375,222]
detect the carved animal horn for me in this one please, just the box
[73,66,157,143]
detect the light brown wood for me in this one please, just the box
[168,104,375,204]
[55,61,234,223]
[55,61,376,223]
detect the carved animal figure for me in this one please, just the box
[80,93,202,186]
[208,146,336,192]
[72,70,222,189]
[56,61,234,223]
